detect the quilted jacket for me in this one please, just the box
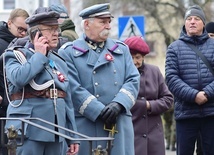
[165,26,214,120]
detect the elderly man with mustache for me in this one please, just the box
[58,3,140,155]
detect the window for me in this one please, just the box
[3,0,15,10]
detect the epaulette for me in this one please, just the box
[5,46,23,52]
[60,42,73,50]
[114,39,127,46]
[108,43,119,53]
[51,51,65,62]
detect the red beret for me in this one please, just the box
[124,36,150,55]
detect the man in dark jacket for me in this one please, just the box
[0,8,29,55]
[165,5,214,155]
[0,8,29,155]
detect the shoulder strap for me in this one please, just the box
[186,42,214,76]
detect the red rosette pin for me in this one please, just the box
[105,53,114,61]
[56,71,65,82]
[58,73,65,82]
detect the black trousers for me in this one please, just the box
[176,116,214,155]
[196,134,203,155]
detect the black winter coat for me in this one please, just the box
[0,21,15,116]
[0,21,15,55]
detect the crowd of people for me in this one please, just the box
[0,2,214,155]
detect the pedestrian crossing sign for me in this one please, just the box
[118,16,145,41]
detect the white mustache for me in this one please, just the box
[100,29,110,37]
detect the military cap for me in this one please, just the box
[25,7,60,27]
[79,3,114,19]
[50,4,69,18]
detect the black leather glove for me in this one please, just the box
[100,102,124,124]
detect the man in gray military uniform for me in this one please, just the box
[4,7,79,155]
[58,3,140,155]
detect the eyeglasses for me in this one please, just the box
[11,21,27,33]
[39,27,61,34]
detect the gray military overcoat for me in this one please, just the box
[58,35,140,155]
[4,45,77,145]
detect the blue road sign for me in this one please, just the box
[118,16,145,41]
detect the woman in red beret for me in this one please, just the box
[124,36,174,155]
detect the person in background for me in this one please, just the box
[0,8,29,54]
[194,21,214,155]
[165,5,214,155]
[124,36,173,155]
[205,22,214,38]
[50,4,78,41]
[0,8,29,155]
[58,3,140,155]
[3,7,79,155]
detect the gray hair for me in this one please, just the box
[81,18,94,32]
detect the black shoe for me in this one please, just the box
[166,146,170,150]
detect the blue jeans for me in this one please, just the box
[176,116,214,155]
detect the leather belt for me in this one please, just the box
[10,88,66,101]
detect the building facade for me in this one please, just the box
[0,0,62,21]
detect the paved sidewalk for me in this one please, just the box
[166,147,197,155]
[166,149,176,155]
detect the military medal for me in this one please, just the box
[49,59,65,82]
[56,71,65,82]
[105,53,114,61]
